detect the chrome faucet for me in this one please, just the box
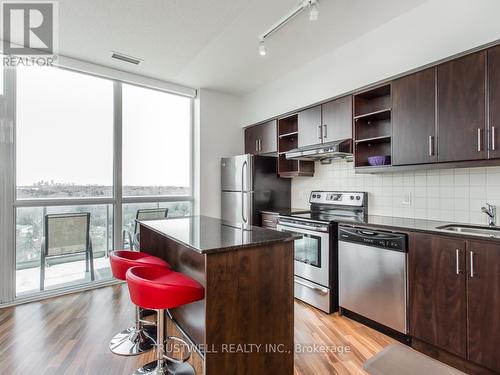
[481,203,497,227]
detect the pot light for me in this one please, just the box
[309,0,319,21]
[259,40,267,56]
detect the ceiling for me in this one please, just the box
[58,0,427,95]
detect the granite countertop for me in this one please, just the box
[337,215,500,242]
[138,215,299,254]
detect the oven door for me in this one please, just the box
[276,221,330,287]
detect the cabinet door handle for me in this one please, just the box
[255,139,259,152]
[478,128,482,152]
[259,139,262,152]
[323,124,327,139]
[470,251,475,278]
[317,125,322,140]
[428,135,434,156]
[492,126,496,151]
[455,249,461,275]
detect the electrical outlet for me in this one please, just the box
[402,192,412,206]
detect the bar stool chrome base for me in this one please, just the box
[110,306,156,356]
[109,326,155,356]
[132,360,195,375]
[133,309,196,375]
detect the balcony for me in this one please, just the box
[16,254,112,296]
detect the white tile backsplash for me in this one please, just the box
[291,160,500,225]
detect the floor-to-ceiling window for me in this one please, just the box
[0,65,193,302]
[121,83,192,239]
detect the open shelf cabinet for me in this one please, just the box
[353,84,392,168]
[277,114,314,177]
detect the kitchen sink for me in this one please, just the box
[436,224,500,238]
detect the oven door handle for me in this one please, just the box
[295,279,329,295]
[277,221,329,232]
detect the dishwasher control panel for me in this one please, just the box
[338,227,407,252]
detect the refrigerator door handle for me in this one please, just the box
[241,161,248,223]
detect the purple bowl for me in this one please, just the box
[368,155,391,166]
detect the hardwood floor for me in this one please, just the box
[294,300,395,375]
[0,285,394,375]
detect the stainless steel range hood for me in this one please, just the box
[285,139,353,162]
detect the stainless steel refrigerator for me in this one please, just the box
[221,154,291,227]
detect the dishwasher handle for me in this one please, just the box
[339,227,407,252]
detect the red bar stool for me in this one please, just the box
[109,250,171,356]
[126,266,205,375]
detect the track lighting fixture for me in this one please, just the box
[258,0,319,56]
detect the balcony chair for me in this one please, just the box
[122,208,169,251]
[40,212,95,291]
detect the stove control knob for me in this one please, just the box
[312,194,317,199]
[350,196,354,200]
[356,196,361,200]
[317,194,321,199]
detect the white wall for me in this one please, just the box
[292,161,500,225]
[194,89,243,218]
[240,0,500,126]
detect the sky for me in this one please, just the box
[16,66,190,187]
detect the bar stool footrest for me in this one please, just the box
[162,336,192,364]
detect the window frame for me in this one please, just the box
[0,65,195,305]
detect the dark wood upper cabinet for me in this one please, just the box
[244,120,277,155]
[488,46,500,159]
[437,51,487,162]
[243,44,500,173]
[244,125,258,154]
[466,240,500,372]
[408,233,467,358]
[321,96,352,142]
[297,105,322,148]
[392,68,437,165]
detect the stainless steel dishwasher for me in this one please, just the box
[338,226,408,334]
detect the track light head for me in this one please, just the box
[309,0,319,21]
[259,40,267,56]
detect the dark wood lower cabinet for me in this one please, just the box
[467,240,500,373]
[408,233,467,358]
[409,233,500,373]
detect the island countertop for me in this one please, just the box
[138,215,298,254]
[139,215,296,374]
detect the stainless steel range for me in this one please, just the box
[276,191,368,313]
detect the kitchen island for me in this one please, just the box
[139,215,297,375]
